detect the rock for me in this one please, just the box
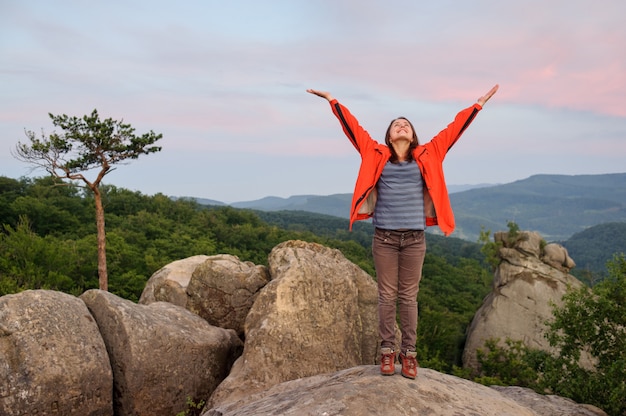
[495,230,544,257]
[542,243,576,271]
[139,254,270,339]
[186,254,270,338]
[493,386,607,416]
[138,254,210,307]
[203,366,538,416]
[80,289,243,416]
[207,240,379,409]
[0,290,113,416]
[463,231,585,371]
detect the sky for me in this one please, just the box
[1,1,625,203]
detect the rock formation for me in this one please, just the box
[206,240,380,409]
[186,254,270,338]
[462,230,583,371]
[204,366,605,416]
[139,254,270,339]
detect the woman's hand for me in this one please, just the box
[307,89,334,102]
[477,84,499,106]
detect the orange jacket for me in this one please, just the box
[329,99,482,236]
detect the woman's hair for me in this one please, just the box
[384,117,419,163]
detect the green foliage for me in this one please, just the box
[417,255,493,370]
[540,254,626,415]
[175,396,205,416]
[547,254,626,365]
[505,220,520,243]
[15,109,162,176]
[0,216,90,295]
[478,226,501,271]
[256,210,374,249]
[477,221,525,272]
[474,338,543,388]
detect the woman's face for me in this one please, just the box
[388,118,414,144]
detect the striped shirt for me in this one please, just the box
[372,160,425,230]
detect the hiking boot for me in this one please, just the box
[399,350,418,379]
[380,347,396,376]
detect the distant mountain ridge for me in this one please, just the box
[192,173,626,242]
[450,173,626,241]
[232,194,352,219]
[226,184,495,219]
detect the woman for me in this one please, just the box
[307,84,499,379]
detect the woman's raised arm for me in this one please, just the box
[477,84,499,106]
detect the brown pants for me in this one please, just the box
[372,228,426,353]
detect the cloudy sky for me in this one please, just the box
[1,1,624,203]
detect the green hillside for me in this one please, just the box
[561,222,626,282]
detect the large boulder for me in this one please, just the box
[0,290,113,416]
[203,366,606,416]
[139,254,270,339]
[80,289,243,416]
[207,240,380,409]
[138,254,210,307]
[186,254,270,338]
[463,231,584,371]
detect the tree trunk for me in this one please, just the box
[93,187,108,291]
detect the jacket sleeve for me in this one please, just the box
[428,103,482,160]
[329,99,378,156]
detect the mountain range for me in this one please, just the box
[193,173,626,243]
